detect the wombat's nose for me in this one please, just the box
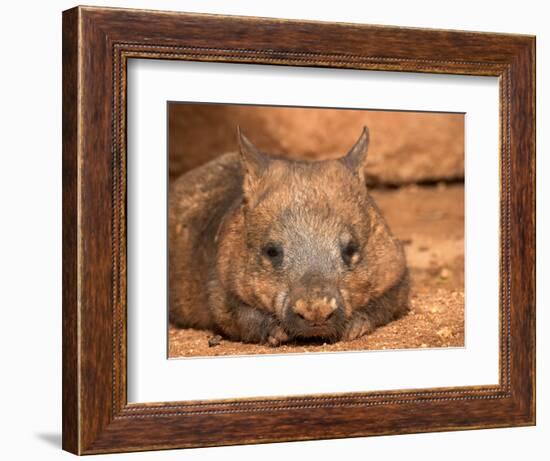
[292,295,340,324]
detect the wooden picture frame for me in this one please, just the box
[62,5,535,455]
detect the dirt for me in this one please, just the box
[168,183,464,358]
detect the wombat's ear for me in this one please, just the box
[340,126,369,179]
[237,127,271,198]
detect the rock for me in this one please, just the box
[169,104,464,186]
[208,334,222,347]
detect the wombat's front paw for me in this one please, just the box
[266,324,289,347]
[342,314,374,341]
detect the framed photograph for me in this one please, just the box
[62,5,535,455]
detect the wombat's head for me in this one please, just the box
[220,127,374,342]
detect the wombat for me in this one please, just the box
[169,127,409,346]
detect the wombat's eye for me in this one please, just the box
[342,241,360,266]
[262,243,284,267]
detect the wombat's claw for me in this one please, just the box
[266,326,289,347]
[343,317,373,341]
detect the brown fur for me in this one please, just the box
[169,127,409,346]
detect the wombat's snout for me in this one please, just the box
[288,274,343,326]
[291,295,340,325]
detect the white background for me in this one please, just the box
[0,1,546,460]
[127,61,499,402]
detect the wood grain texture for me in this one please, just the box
[62,7,79,454]
[62,5,536,455]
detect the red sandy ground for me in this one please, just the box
[168,183,464,358]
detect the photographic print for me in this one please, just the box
[62,7,535,453]
[167,103,465,358]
